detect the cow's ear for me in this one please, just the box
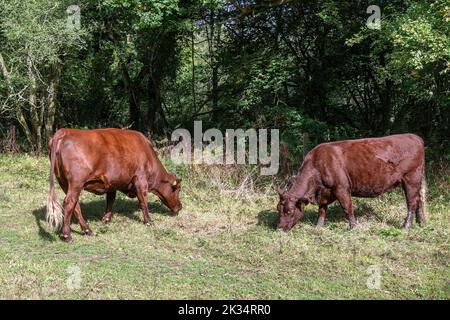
[171,178,182,188]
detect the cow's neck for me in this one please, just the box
[152,168,171,193]
[288,169,317,203]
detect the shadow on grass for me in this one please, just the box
[32,197,172,241]
[257,210,279,229]
[257,202,401,230]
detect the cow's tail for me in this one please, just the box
[418,163,428,224]
[46,130,64,230]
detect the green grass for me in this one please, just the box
[0,153,448,299]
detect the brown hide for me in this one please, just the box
[277,134,426,231]
[46,128,182,242]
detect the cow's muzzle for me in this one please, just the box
[171,206,182,215]
[277,222,294,232]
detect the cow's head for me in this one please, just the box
[156,173,182,215]
[276,186,305,231]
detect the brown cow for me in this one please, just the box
[46,128,182,242]
[277,134,427,231]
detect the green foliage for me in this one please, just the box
[0,0,449,156]
[0,0,86,65]
[345,0,449,146]
[379,226,403,237]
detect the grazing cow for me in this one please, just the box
[277,134,427,231]
[46,128,182,242]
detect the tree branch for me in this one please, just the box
[0,52,34,146]
[230,0,293,19]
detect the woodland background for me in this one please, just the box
[0,0,448,159]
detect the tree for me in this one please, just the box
[91,0,196,134]
[0,0,86,152]
[1,0,448,156]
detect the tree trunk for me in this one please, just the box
[208,10,221,123]
[116,59,140,130]
[0,52,34,148]
[379,79,393,133]
[45,62,62,145]
[147,74,161,135]
[191,21,196,110]
[108,30,141,130]
[27,54,42,152]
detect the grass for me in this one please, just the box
[0,153,448,299]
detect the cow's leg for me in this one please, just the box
[102,191,116,224]
[401,179,420,230]
[415,201,426,225]
[134,179,151,225]
[61,186,82,242]
[415,177,426,225]
[316,205,327,227]
[74,202,92,236]
[335,189,357,228]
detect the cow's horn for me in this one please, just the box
[276,185,283,196]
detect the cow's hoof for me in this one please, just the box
[102,217,111,224]
[84,229,93,237]
[401,224,411,231]
[61,234,73,243]
[416,215,426,226]
[316,220,325,227]
[144,221,153,226]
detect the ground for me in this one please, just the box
[0,154,448,299]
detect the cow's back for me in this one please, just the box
[54,128,156,188]
[308,134,424,197]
